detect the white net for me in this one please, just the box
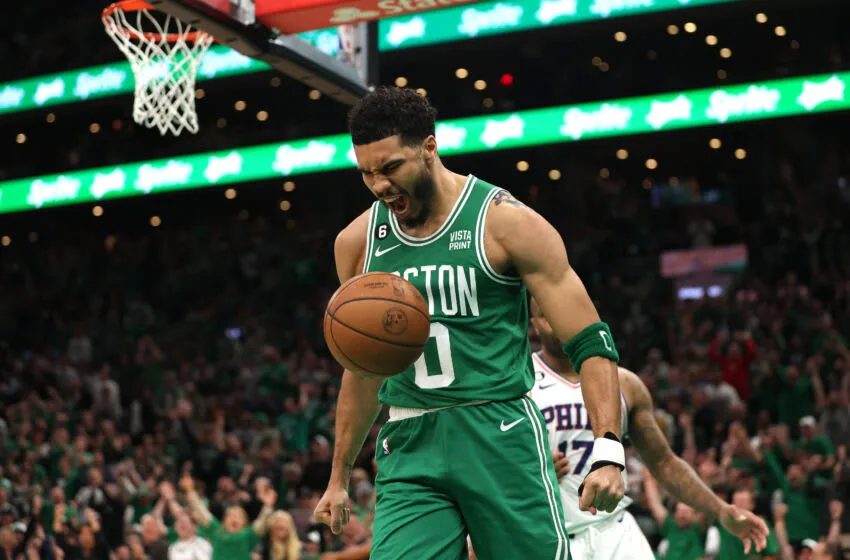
[102,2,213,136]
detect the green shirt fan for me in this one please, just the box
[102,0,214,136]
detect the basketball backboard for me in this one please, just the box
[150,0,378,105]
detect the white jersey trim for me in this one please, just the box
[521,396,569,560]
[532,353,581,388]
[532,352,630,423]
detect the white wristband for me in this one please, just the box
[591,437,625,469]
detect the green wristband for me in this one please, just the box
[562,322,620,373]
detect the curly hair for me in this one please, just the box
[348,86,438,146]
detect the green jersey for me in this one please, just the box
[363,175,533,408]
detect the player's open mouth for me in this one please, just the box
[383,195,411,218]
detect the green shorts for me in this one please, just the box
[371,396,569,560]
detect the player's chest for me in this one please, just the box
[369,241,483,319]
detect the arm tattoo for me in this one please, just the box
[493,189,525,207]
[627,373,725,517]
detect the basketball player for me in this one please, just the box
[313,87,627,560]
[527,298,769,558]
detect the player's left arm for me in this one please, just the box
[620,369,770,553]
[487,190,623,514]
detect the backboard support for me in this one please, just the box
[150,0,377,105]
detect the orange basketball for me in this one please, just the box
[324,272,431,378]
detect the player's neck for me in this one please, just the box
[539,349,580,383]
[403,167,467,236]
[431,168,468,215]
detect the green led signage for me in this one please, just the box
[0,0,738,115]
[0,72,846,214]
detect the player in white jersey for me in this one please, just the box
[528,298,769,559]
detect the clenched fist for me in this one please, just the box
[578,464,624,515]
[313,486,351,535]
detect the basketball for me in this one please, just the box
[324,272,431,378]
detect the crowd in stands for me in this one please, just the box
[0,74,849,557]
[4,1,850,558]
[0,151,848,559]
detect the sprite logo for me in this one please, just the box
[436,123,468,150]
[27,176,82,208]
[137,61,171,86]
[204,152,243,183]
[304,30,341,57]
[272,141,337,175]
[705,86,781,123]
[560,103,632,140]
[797,76,845,111]
[536,0,578,25]
[74,68,128,100]
[198,49,255,79]
[135,161,194,193]
[590,0,655,18]
[458,3,524,37]
[480,115,525,147]
[385,17,427,47]
[0,86,25,109]
[645,95,693,130]
[91,169,127,199]
[33,78,65,106]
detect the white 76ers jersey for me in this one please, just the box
[530,352,632,533]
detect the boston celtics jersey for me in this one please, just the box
[362,174,533,409]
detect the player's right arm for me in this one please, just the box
[621,369,769,553]
[314,209,385,535]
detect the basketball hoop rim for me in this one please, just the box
[102,0,210,43]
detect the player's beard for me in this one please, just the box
[396,165,435,229]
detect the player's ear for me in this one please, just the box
[421,135,437,161]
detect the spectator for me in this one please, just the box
[301,437,332,494]
[54,508,110,560]
[643,472,708,560]
[180,472,276,560]
[709,330,757,402]
[140,513,169,560]
[715,488,780,559]
[255,510,302,560]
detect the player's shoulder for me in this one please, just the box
[336,206,373,247]
[483,186,540,233]
[334,206,373,282]
[479,183,565,274]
